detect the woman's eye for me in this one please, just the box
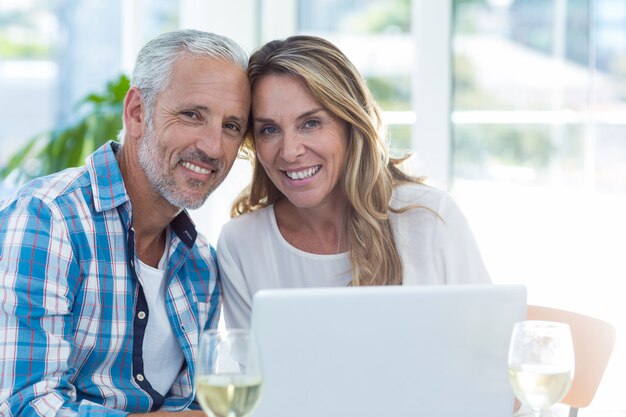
[259,126,278,135]
[303,120,320,129]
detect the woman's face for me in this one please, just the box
[252,74,349,210]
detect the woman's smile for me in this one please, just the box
[283,165,321,181]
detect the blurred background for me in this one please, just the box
[0,0,624,414]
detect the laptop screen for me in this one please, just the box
[250,284,527,417]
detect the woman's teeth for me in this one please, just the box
[285,165,321,180]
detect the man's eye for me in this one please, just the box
[181,111,199,119]
[224,122,241,132]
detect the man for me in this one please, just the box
[0,29,251,416]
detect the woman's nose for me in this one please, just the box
[280,132,305,161]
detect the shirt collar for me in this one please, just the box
[86,141,130,212]
[171,211,198,248]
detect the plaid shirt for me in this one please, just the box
[0,141,221,416]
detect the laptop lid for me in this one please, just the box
[250,284,527,417]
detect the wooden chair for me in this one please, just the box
[526,305,616,417]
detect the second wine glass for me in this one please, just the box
[508,320,575,417]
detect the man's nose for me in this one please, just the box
[197,124,224,158]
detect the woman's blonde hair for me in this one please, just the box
[233,35,422,286]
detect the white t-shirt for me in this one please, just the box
[135,232,185,396]
[217,183,491,329]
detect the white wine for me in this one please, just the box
[508,365,572,410]
[195,374,262,417]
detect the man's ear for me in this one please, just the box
[124,87,145,139]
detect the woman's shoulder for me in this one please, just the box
[390,182,472,235]
[391,182,453,211]
[219,205,275,242]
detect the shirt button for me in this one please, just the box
[136,373,144,382]
[130,259,135,268]
[138,311,146,320]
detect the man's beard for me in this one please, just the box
[137,125,225,210]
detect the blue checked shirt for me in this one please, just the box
[0,141,221,416]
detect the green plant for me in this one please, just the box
[2,74,130,183]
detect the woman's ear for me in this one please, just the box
[123,87,145,139]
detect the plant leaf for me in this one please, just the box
[1,74,128,183]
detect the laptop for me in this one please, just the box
[249,284,527,417]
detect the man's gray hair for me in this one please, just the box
[119,29,248,139]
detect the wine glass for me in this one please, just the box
[508,321,575,417]
[195,329,263,417]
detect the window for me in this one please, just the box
[451,0,626,411]
[0,0,59,186]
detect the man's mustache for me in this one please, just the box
[178,149,223,171]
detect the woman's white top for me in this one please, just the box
[217,183,491,329]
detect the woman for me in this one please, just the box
[217,35,491,329]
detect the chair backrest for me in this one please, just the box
[526,305,616,412]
